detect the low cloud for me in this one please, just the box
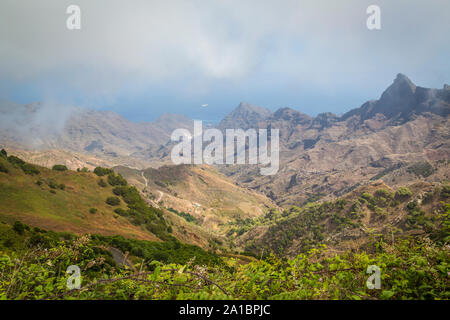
[0,100,76,148]
[0,0,449,113]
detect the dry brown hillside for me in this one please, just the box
[114,164,277,234]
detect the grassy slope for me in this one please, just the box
[0,155,159,241]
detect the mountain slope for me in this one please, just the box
[0,150,170,241]
[114,164,277,234]
[236,180,450,257]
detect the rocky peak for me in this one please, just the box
[272,107,312,124]
[312,112,339,129]
[217,102,272,130]
[379,73,416,103]
[234,102,272,118]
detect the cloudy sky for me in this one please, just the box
[0,0,449,122]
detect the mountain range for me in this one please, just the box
[1,74,449,209]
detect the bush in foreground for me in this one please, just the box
[52,164,68,171]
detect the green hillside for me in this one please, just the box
[0,150,170,241]
[0,149,448,300]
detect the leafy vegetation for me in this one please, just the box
[0,151,448,300]
[0,220,447,300]
[106,196,121,206]
[52,165,68,171]
[0,162,8,173]
[93,167,113,177]
[107,182,173,241]
[395,187,412,199]
[407,162,435,178]
[93,235,222,267]
[167,207,198,224]
[97,179,107,187]
[7,155,40,175]
[107,173,127,186]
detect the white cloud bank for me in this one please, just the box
[0,0,449,103]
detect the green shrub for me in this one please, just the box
[33,227,45,233]
[441,185,450,199]
[375,188,394,199]
[52,164,68,171]
[13,221,27,235]
[47,179,58,189]
[89,208,98,214]
[3,239,14,248]
[106,196,121,206]
[7,155,39,175]
[93,167,113,177]
[407,200,418,210]
[0,149,7,158]
[7,155,25,166]
[98,179,107,187]
[395,187,412,199]
[335,199,347,210]
[118,186,141,205]
[374,207,388,218]
[20,163,40,175]
[0,162,8,173]
[107,173,127,186]
[168,208,197,223]
[361,192,373,201]
[112,186,126,196]
[407,162,434,177]
[114,208,128,216]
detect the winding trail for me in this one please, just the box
[141,172,148,188]
[155,190,163,203]
[141,171,163,204]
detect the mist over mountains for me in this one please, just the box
[0,102,193,157]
